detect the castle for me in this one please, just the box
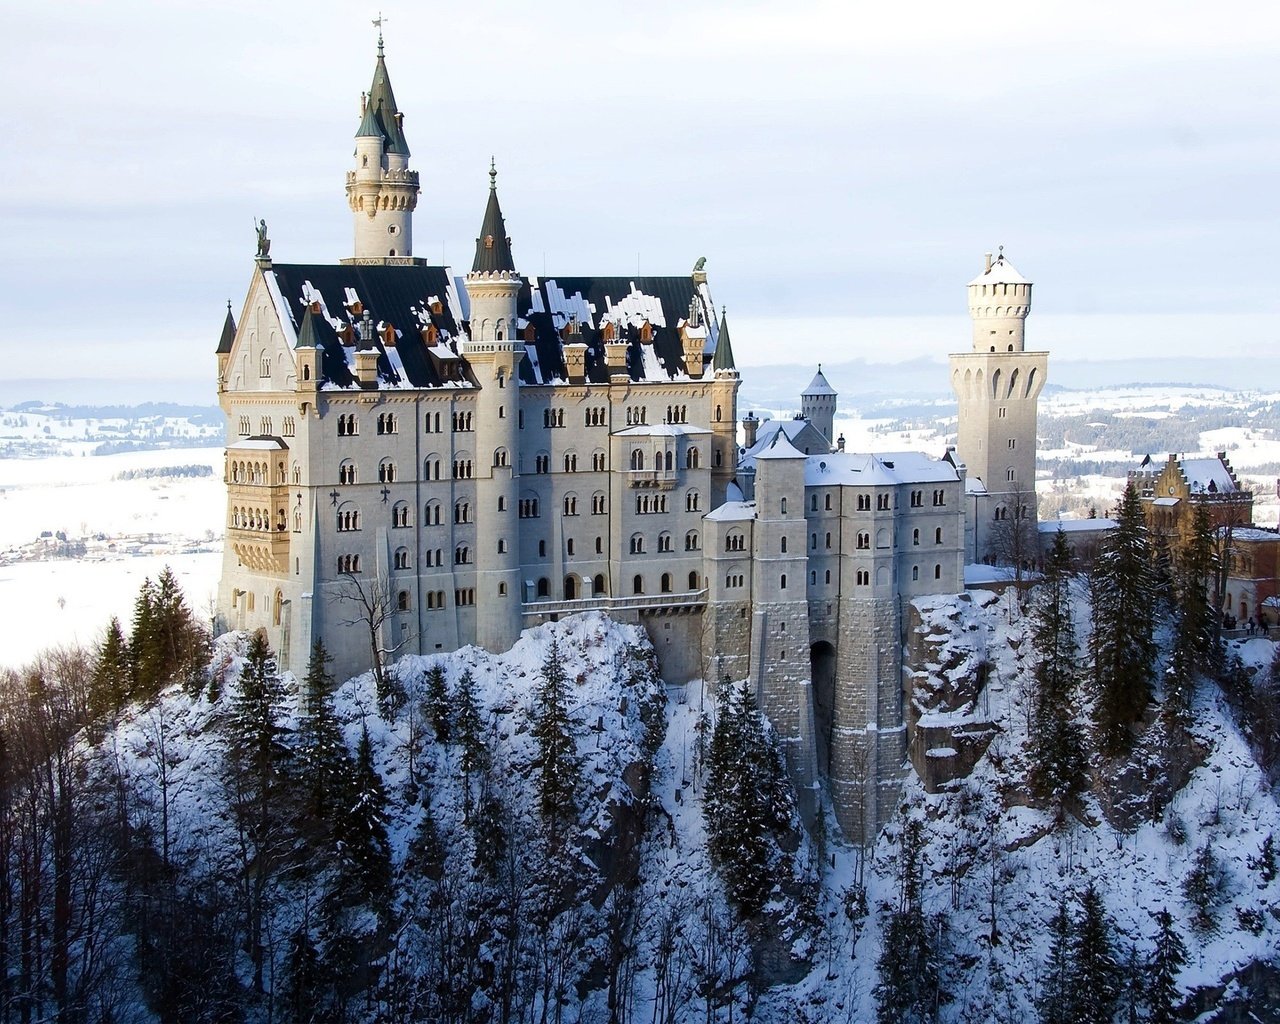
[215,37,1045,839]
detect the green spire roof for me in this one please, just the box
[471,161,516,274]
[295,306,320,349]
[712,307,736,371]
[358,42,409,155]
[216,301,236,354]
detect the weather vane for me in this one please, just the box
[373,12,387,53]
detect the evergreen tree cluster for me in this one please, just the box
[89,567,209,720]
[704,682,798,917]
[1036,886,1189,1024]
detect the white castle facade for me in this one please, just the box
[215,39,1044,838]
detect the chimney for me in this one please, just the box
[605,340,629,379]
[984,252,993,274]
[836,433,846,452]
[563,343,588,384]
[743,411,759,449]
[681,328,705,379]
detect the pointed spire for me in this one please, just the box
[295,306,319,349]
[712,306,736,371]
[471,161,516,274]
[355,92,382,139]
[360,33,409,155]
[216,300,236,354]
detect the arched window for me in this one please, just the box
[686,447,700,469]
[660,573,672,594]
[934,564,942,580]
[339,460,357,485]
[630,533,645,555]
[394,547,410,569]
[630,449,644,471]
[397,590,411,612]
[935,527,943,544]
[689,571,699,590]
[633,574,644,595]
[493,447,508,467]
[780,574,787,590]
[780,537,788,553]
[912,566,920,581]
[393,501,411,528]
[564,576,578,600]
[780,498,787,514]
[685,530,699,551]
[563,494,578,516]
[537,578,550,598]
[425,500,442,525]
[594,574,607,595]
[913,529,920,546]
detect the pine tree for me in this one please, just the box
[226,632,291,992]
[1091,483,1156,753]
[295,639,351,831]
[90,616,132,718]
[1029,529,1086,812]
[282,924,335,1024]
[1147,907,1187,1024]
[1036,897,1075,1024]
[531,638,580,840]
[1182,842,1222,933]
[705,682,796,916]
[424,664,450,742]
[130,576,162,697]
[874,819,945,1023]
[453,669,487,816]
[1070,883,1120,1024]
[332,725,391,911]
[1247,833,1276,883]
[1166,500,1218,720]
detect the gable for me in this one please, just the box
[225,272,298,393]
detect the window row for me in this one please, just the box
[231,506,286,532]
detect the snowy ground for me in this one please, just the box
[0,551,223,669]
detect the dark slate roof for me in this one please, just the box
[472,171,516,274]
[363,49,409,155]
[216,303,236,354]
[712,309,735,372]
[516,276,716,385]
[267,264,463,390]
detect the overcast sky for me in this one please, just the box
[3,0,1278,396]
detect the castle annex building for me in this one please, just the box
[216,38,1046,839]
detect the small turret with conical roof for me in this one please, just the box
[801,365,837,450]
[216,300,236,390]
[472,160,516,274]
[709,306,741,504]
[343,29,420,264]
[712,307,736,373]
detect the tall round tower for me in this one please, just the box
[462,164,524,652]
[950,249,1047,563]
[344,33,420,263]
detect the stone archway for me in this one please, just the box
[811,641,837,777]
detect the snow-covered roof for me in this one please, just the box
[705,501,756,522]
[802,367,836,396]
[754,430,807,461]
[1038,518,1118,535]
[1220,527,1280,543]
[1153,497,1181,507]
[968,253,1029,287]
[1181,457,1240,494]
[965,477,988,496]
[964,564,1022,585]
[803,451,958,487]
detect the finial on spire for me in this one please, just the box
[998,244,1004,259]
[373,13,386,56]
[489,157,497,190]
[227,299,232,313]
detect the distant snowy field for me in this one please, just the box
[0,440,225,669]
[0,552,222,669]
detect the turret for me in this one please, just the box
[216,301,236,390]
[344,33,420,263]
[800,365,837,450]
[709,307,741,505]
[968,247,1032,352]
[461,163,523,652]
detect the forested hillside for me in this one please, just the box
[2,518,1279,1021]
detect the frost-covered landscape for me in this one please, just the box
[1,384,1279,1021]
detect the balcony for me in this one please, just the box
[522,589,706,619]
[626,468,679,490]
[228,526,291,575]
